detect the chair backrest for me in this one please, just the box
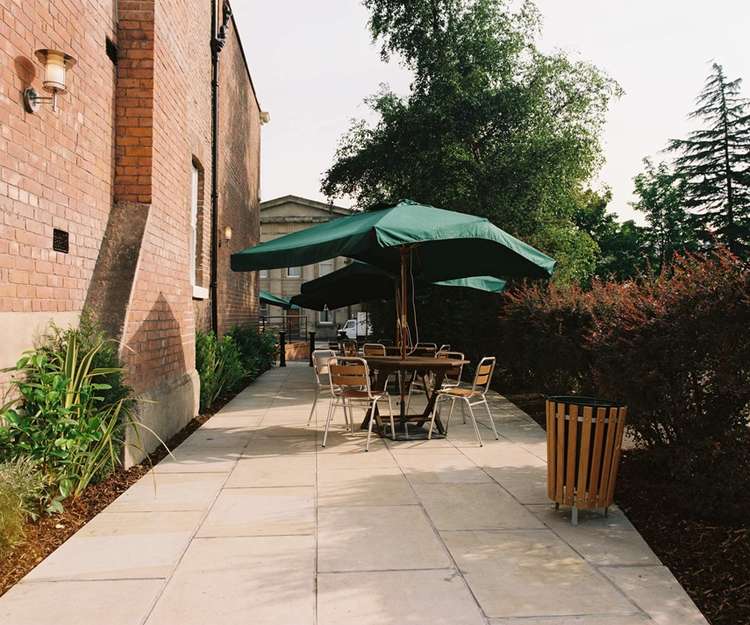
[328,357,372,397]
[437,351,464,386]
[362,343,386,356]
[312,349,337,386]
[340,340,358,357]
[409,342,437,357]
[471,356,496,396]
[438,344,451,353]
[416,342,437,350]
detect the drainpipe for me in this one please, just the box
[210,0,232,335]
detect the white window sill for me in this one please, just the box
[192,285,209,300]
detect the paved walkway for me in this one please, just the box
[0,364,707,625]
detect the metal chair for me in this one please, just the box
[430,356,498,446]
[405,350,464,414]
[362,343,386,356]
[307,350,344,428]
[340,340,358,357]
[323,357,394,451]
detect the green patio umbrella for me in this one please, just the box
[233,200,555,356]
[259,289,295,310]
[290,261,506,311]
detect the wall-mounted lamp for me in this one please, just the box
[24,49,77,113]
[260,111,271,125]
[224,225,233,242]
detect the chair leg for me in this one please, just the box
[366,401,377,452]
[483,399,499,440]
[322,399,337,447]
[428,395,441,439]
[386,395,395,441]
[341,399,351,431]
[466,400,483,447]
[307,387,318,426]
[448,397,457,426]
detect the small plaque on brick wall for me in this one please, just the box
[53,229,69,253]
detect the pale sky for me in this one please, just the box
[234,1,750,223]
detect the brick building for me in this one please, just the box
[0,0,264,461]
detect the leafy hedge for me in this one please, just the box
[195,325,276,412]
[495,250,750,520]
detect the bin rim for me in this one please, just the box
[545,395,625,409]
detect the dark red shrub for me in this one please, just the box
[592,250,750,453]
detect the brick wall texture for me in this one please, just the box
[1,0,261,442]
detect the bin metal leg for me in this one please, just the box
[571,505,578,526]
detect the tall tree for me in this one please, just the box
[573,188,648,280]
[632,159,696,271]
[668,63,750,256]
[322,0,621,284]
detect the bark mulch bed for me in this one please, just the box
[0,395,233,598]
[504,392,750,625]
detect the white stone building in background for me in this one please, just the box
[258,195,362,340]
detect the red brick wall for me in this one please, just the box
[117,0,202,392]
[216,15,261,335]
[0,0,117,316]
[1,0,262,448]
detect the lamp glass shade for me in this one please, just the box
[35,49,76,93]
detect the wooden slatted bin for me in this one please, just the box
[546,396,627,524]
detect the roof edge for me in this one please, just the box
[226,3,261,113]
[260,194,353,216]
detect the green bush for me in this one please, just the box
[195,331,245,412]
[0,320,137,501]
[0,457,49,555]
[196,327,277,413]
[226,325,277,379]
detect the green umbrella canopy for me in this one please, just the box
[290,261,506,311]
[232,200,555,282]
[259,290,296,310]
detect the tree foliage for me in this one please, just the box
[322,0,621,283]
[573,188,648,280]
[668,62,750,256]
[631,159,696,272]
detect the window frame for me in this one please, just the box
[190,161,208,300]
[318,307,333,326]
[286,266,301,278]
[318,258,334,277]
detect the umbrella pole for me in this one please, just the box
[399,246,409,360]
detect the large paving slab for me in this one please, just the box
[318,505,451,572]
[318,569,486,625]
[145,535,315,625]
[25,510,204,580]
[0,363,708,625]
[0,579,164,625]
[441,529,638,618]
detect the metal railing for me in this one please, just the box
[259,314,308,341]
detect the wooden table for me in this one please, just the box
[362,355,469,440]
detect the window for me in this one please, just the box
[259,269,269,279]
[287,266,301,278]
[259,303,269,319]
[190,160,208,299]
[318,259,334,277]
[319,307,333,325]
